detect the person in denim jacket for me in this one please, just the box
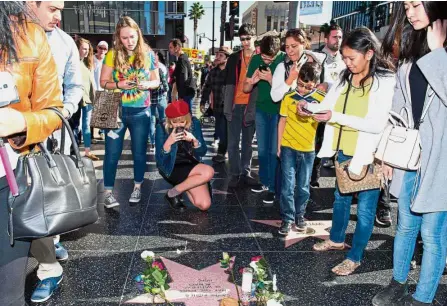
[155,100,213,211]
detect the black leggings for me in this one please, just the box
[0,178,31,306]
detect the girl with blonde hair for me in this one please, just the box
[155,100,213,211]
[100,16,160,207]
[75,36,98,160]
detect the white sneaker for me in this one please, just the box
[129,188,141,203]
[104,193,120,208]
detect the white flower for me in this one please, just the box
[249,261,259,272]
[141,250,155,259]
[267,299,283,306]
[272,274,277,292]
[222,252,230,261]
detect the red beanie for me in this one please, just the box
[165,100,190,118]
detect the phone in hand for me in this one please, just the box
[127,81,138,87]
[175,126,185,134]
[297,53,308,68]
[259,64,268,72]
[301,107,314,115]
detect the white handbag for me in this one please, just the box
[376,111,421,170]
[376,89,435,170]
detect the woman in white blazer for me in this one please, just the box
[298,27,396,276]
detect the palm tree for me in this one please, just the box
[188,2,205,49]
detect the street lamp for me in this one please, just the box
[197,33,217,46]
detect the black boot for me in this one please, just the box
[397,295,431,305]
[372,279,408,306]
[165,194,186,211]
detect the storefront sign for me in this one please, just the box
[182,48,206,64]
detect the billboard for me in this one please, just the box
[300,1,323,16]
[182,48,206,64]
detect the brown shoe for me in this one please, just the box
[85,153,100,161]
[312,240,347,251]
[331,259,361,276]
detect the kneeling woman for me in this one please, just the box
[155,100,214,211]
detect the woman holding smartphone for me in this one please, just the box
[298,27,396,276]
[100,16,159,208]
[373,2,447,305]
[155,100,213,211]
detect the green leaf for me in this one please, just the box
[151,288,161,294]
[152,270,164,283]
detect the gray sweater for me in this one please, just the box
[391,48,447,213]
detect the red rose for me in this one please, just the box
[251,256,263,262]
[152,261,165,270]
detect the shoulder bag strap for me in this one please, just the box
[334,76,353,153]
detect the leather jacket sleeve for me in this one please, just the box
[8,24,63,150]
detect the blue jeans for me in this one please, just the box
[81,104,92,148]
[103,107,151,190]
[182,95,194,113]
[280,146,315,223]
[255,109,278,191]
[148,98,167,144]
[330,151,380,263]
[214,110,227,155]
[393,171,447,303]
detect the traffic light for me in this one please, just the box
[225,22,232,41]
[229,1,239,16]
[233,15,240,37]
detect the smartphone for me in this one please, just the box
[297,53,308,68]
[127,81,138,86]
[301,107,314,115]
[259,64,268,72]
[175,126,185,134]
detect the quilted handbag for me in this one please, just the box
[333,79,382,194]
[90,89,121,129]
[2,107,98,244]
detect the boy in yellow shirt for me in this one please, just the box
[277,62,325,235]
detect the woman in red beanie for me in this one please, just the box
[155,100,213,211]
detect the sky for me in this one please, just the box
[184,1,255,52]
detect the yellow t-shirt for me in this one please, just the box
[332,84,371,156]
[280,89,326,152]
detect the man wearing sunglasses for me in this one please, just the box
[223,24,258,188]
[243,35,285,205]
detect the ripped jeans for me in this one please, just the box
[103,107,151,190]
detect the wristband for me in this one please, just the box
[116,82,121,89]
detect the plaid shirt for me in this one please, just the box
[150,67,169,105]
[200,66,226,112]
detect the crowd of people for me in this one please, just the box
[0,1,446,306]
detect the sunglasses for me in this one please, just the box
[240,36,252,42]
[98,46,108,51]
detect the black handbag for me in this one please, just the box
[1,107,98,245]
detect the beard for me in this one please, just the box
[327,43,340,52]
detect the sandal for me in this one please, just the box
[331,259,361,276]
[312,240,346,251]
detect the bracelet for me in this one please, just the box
[116,82,121,90]
[193,140,201,149]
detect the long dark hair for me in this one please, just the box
[339,27,394,93]
[0,1,31,66]
[382,1,447,64]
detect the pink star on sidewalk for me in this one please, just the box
[125,257,240,305]
[252,219,332,248]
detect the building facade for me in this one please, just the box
[60,1,186,54]
[332,1,395,38]
[242,2,289,36]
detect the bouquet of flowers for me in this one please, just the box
[248,256,284,306]
[220,253,284,306]
[135,251,172,305]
